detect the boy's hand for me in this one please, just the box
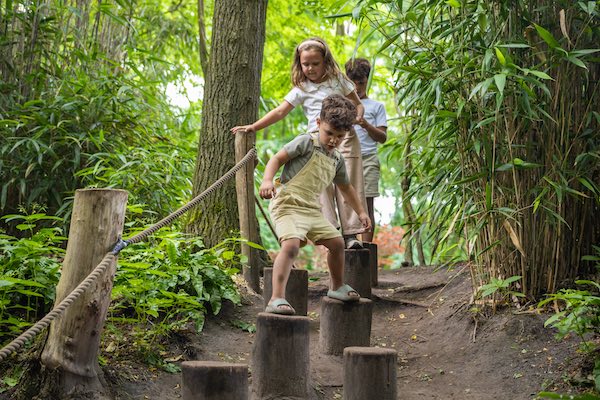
[359,213,372,231]
[259,181,277,199]
[231,124,255,134]
[356,115,368,128]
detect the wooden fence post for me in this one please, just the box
[235,135,261,293]
[40,188,128,399]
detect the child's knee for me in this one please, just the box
[325,237,345,253]
[280,241,300,259]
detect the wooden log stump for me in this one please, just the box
[182,361,248,400]
[251,313,310,399]
[319,297,373,356]
[263,267,308,316]
[363,242,378,287]
[40,188,128,399]
[343,347,397,400]
[343,249,371,298]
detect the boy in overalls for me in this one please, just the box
[260,94,371,315]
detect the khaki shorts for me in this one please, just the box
[362,153,381,197]
[270,206,341,245]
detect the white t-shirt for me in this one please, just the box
[284,73,355,133]
[355,98,387,155]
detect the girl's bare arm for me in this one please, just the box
[232,101,295,135]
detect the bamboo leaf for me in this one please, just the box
[494,74,506,95]
[496,43,531,49]
[565,56,587,69]
[569,49,600,57]
[494,47,506,66]
[524,69,553,80]
[502,220,525,257]
[534,24,560,49]
[485,182,492,210]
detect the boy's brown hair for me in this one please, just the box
[320,94,357,132]
[345,58,371,81]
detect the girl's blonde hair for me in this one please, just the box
[291,37,343,88]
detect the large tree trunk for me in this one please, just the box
[188,0,267,262]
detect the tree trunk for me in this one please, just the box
[33,189,127,399]
[188,0,268,255]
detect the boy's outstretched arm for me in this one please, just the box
[259,149,291,199]
[231,101,295,135]
[337,183,372,231]
[345,91,365,123]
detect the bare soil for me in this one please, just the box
[102,266,590,399]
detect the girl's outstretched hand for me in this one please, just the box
[231,125,255,134]
[259,180,277,199]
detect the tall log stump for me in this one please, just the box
[343,249,371,298]
[363,242,378,287]
[319,297,373,356]
[343,347,397,400]
[182,361,248,400]
[40,188,128,399]
[263,267,308,316]
[251,313,310,399]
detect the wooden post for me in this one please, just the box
[235,135,261,293]
[181,361,248,399]
[251,313,310,399]
[40,189,127,399]
[343,347,397,400]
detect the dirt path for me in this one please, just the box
[105,266,583,399]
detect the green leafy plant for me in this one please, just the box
[474,275,525,313]
[0,212,64,345]
[108,227,244,359]
[537,392,600,400]
[539,280,600,354]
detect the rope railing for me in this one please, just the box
[0,148,257,363]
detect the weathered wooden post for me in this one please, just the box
[343,249,371,298]
[235,134,261,294]
[182,361,248,399]
[263,267,308,316]
[343,347,397,400]
[251,313,310,399]
[40,188,128,399]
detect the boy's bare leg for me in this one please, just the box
[269,239,300,311]
[318,236,357,294]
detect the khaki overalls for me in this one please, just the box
[319,128,367,236]
[269,136,342,244]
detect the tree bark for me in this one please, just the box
[36,188,127,399]
[188,0,268,282]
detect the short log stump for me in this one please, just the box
[343,249,371,298]
[319,297,373,356]
[343,347,397,400]
[263,267,308,316]
[251,312,310,399]
[181,361,248,400]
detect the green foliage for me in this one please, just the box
[0,0,200,224]
[0,212,64,344]
[476,275,525,300]
[537,392,600,400]
[112,229,243,334]
[0,211,245,368]
[352,0,600,296]
[539,280,600,354]
[231,319,256,333]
